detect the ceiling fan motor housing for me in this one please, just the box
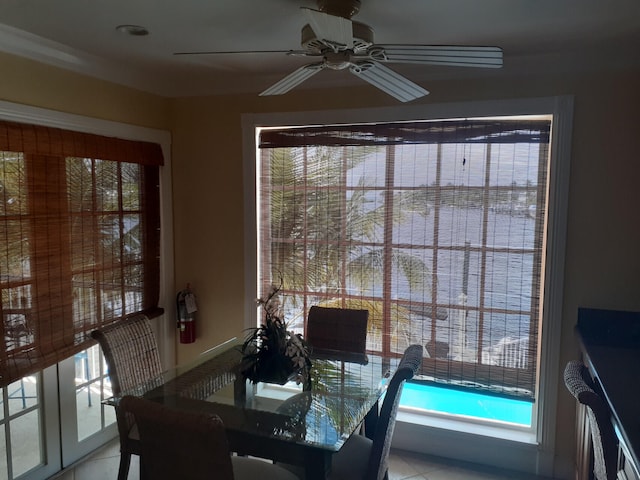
[301,21,373,53]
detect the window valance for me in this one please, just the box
[0,120,164,166]
[259,119,551,148]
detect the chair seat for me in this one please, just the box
[232,457,300,480]
[330,434,372,480]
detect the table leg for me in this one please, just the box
[304,450,332,480]
[364,399,379,440]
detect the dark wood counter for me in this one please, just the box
[576,307,640,478]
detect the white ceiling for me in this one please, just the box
[0,0,638,98]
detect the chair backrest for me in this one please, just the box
[306,306,368,359]
[91,314,165,463]
[90,314,163,396]
[276,392,313,442]
[564,360,618,480]
[119,395,235,480]
[367,344,423,480]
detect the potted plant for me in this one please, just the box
[240,283,311,387]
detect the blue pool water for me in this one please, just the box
[400,382,533,426]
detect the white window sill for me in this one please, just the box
[392,407,549,475]
[397,406,538,444]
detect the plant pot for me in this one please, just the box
[245,353,294,385]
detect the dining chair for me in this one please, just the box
[306,306,369,362]
[119,395,300,480]
[90,314,164,480]
[564,360,619,480]
[328,343,423,480]
[276,391,313,442]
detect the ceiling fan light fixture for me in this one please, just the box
[323,51,352,70]
[115,24,149,36]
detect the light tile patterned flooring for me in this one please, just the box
[50,438,552,480]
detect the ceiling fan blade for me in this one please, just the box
[260,63,326,96]
[173,49,308,56]
[368,45,503,68]
[302,7,354,50]
[349,61,429,103]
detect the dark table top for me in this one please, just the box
[576,307,640,473]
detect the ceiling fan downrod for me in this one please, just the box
[317,0,361,18]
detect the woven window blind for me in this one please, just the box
[257,117,551,400]
[0,120,163,387]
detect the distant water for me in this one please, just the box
[347,205,537,349]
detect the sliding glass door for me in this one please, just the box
[0,367,60,480]
[0,348,117,480]
[59,345,117,467]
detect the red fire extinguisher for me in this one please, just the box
[176,284,197,344]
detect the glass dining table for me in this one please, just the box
[107,340,394,480]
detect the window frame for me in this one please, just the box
[256,118,551,400]
[242,96,573,475]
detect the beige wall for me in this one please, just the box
[2,47,639,477]
[0,51,171,129]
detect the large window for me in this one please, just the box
[256,116,551,401]
[0,119,163,388]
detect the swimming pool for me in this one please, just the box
[400,382,533,426]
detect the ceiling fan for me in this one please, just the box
[175,0,503,102]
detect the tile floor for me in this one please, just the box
[49,438,553,480]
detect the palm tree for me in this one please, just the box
[262,144,433,351]
[0,153,27,277]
